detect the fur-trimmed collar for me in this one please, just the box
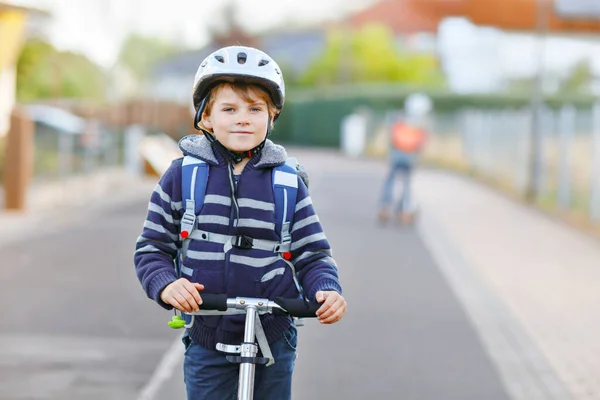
[178,134,287,168]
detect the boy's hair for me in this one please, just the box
[200,82,278,131]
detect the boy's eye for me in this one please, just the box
[251,107,262,112]
[223,107,234,112]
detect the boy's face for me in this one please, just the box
[202,85,272,153]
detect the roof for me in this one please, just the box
[25,105,85,134]
[150,29,327,79]
[347,0,600,34]
[409,0,600,33]
[346,0,456,34]
[151,47,217,78]
[0,1,49,15]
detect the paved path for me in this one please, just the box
[415,169,599,400]
[2,148,598,399]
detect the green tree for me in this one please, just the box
[299,24,446,88]
[558,59,593,97]
[16,39,106,101]
[504,75,535,94]
[116,34,184,80]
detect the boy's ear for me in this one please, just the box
[203,115,213,130]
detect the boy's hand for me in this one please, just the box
[160,278,204,313]
[315,291,346,324]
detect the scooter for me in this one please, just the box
[168,294,320,400]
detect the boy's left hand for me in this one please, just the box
[315,291,346,324]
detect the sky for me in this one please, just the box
[14,0,368,67]
[9,0,600,93]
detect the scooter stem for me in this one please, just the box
[238,305,258,400]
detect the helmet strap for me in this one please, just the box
[193,94,209,131]
[214,123,271,164]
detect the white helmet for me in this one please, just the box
[192,46,285,113]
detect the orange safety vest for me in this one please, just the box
[391,122,426,153]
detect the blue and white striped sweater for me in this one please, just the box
[134,135,342,349]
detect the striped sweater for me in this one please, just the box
[134,134,342,349]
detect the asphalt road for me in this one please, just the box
[0,152,511,400]
[153,156,512,400]
[0,194,179,400]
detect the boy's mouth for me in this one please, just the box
[232,131,253,135]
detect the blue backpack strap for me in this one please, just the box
[180,155,209,239]
[176,155,209,329]
[274,158,310,303]
[272,158,299,258]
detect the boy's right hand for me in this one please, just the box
[160,278,204,313]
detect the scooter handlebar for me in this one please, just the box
[273,297,321,318]
[198,294,321,317]
[199,293,228,311]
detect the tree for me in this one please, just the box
[504,75,536,94]
[207,0,260,49]
[16,39,107,102]
[505,60,595,97]
[116,34,184,80]
[299,24,446,88]
[558,59,593,97]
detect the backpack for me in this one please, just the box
[170,155,308,331]
[176,155,305,285]
[392,122,426,153]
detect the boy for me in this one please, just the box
[134,46,346,400]
[378,110,428,225]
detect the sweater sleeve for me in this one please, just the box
[134,160,184,309]
[289,176,342,300]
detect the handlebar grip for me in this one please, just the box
[199,294,228,311]
[273,297,321,318]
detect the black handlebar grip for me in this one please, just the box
[199,294,228,311]
[273,297,321,318]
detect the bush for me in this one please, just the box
[272,84,598,147]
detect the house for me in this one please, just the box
[0,1,49,136]
[147,27,328,107]
[345,0,450,52]
[147,0,446,106]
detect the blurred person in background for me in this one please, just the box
[378,93,432,225]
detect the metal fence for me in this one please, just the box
[32,121,127,182]
[25,98,600,224]
[365,103,600,223]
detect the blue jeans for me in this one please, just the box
[381,149,416,213]
[182,325,297,400]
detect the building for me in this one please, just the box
[147,0,445,106]
[0,1,49,136]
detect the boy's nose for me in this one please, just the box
[236,118,250,126]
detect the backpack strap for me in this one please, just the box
[179,155,300,254]
[176,155,209,329]
[174,156,306,330]
[180,155,209,240]
[272,158,299,259]
[178,157,302,278]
